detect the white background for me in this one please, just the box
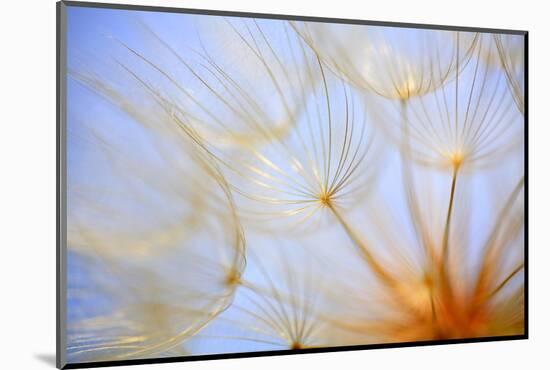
[1,0,547,369]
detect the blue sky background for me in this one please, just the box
[65,4,525,363]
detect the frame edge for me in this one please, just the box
[57,1,68,369]
[61,0,527,35]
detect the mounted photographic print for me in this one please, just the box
[57,1,528,368]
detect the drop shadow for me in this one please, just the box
[34,353,56,367]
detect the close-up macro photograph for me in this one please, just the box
[0,0,548,369]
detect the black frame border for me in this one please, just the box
[56,1,529,369]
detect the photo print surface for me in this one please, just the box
[61,3,526,367]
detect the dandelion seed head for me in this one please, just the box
[224,267,242,287]
[318,190,333,207]
[66,9,524,359]
[394,72,420,100]
[394,277,433,314]
[445,149,466,168]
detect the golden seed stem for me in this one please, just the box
[327,203,394,286]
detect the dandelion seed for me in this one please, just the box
[368,33,524,171]
[186,244,335,352]
[66,9,524,361]
[293,22,478,100]
[66,110,246,362]
[493,34,525,115]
